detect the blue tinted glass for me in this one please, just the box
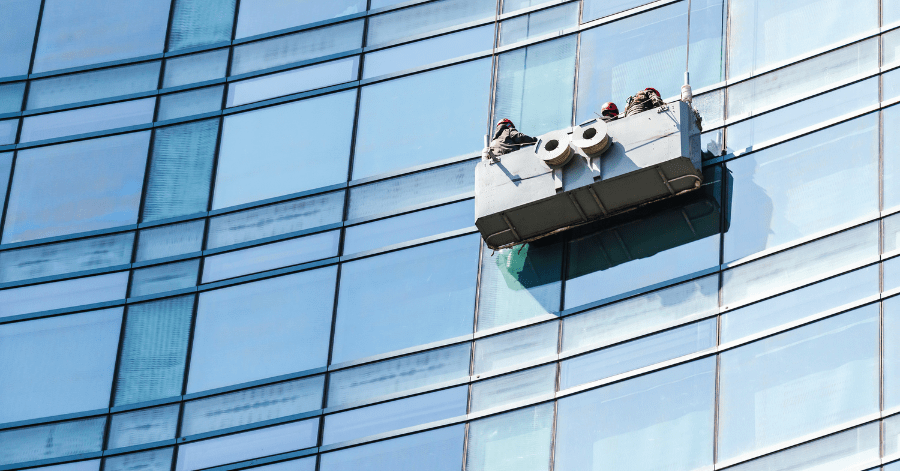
[27,61,161,110]
[33,461,101,471]
[104,448,173,471]
[332,236,478,364]
[343,200,474,255]
[32,0,170,73]
[0,0,40,77]
[188,268,336,393]
[0,82,26,113]
[214,91,356,209]
[20,98,155,143]
[474,321,558,374]
[227,57,359,107]
[202,230,339,283]
[230,21,364,76]
[163,49,229,89]
[0,417,106,466]
[724,114,878,263]
[323,386,467,445]
[0,232,133,283]
[175,420,319,471]
[3,132,149,243]
[363,25,494,79]
[367,0,496,46]
[0,152,11,221]
[108,405,179,449]
[242,458,315,471]
[884,296,900,409]
[0,309,122,423]
[130,259,199,297]
[0,271,128,320]
[469,364,556,413]
[157,86,223,122]
[143,120,218,222]
[353,59,491,179]
[320,425,465,471]
[136,221,205,262]
[499,3,578,46]
[727,423,878,471]
[114,297,193,406]
[494,35,576,136]
[582,0,650,22]
[236,0,365,38]
[0,119,17,145]
[168,0,236,51]
[555,359,715,471]
[466,403,554,471]
[884,104,900,211]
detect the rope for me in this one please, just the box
[685,0,692,81]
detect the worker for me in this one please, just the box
[600,102,619,122]
[624,87,664,117]
[489,119,537,157]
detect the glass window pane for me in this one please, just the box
[885,413,900,461]
[143,119,218,222]
[181,375,324,437]
[469,364,556,413]
[320,425,465,471]
[0,271,128,319]
[717,305,879,463]
[353,59,490,179]
[887,28,900,69]
[476,240,562,332]
[555,358,716,471]
[474,321,557,375]
[174,419,319,471]
[694,89,724,129]
[188,268,336,393]
[202,230,339,283]
[236,0,365,38]
[3,132,149,243]
[343,200,474,255]
[32,0,170,73]
[323,386,467,445]
[230,21,364,76]
[157,86,223,122]
[582,0,651,22]
[163,49,229,89]
[27,61,161,110]
[0,152,11,220]
[130,259,199,297]
[20,98,155,143]
[560,319,716,390]
[136,220,205,262]
[0,417,106,466]
[0,119,18,145]
[886,256,900,293]
[168,0,236,51]
[884,104,900,212]
[206,191,345,249]
[227,57,358,107]
[363,25,493,79]
[0,82,26,113]
[729,422,878,471]
[0,0,41,78]
[347,160,476,221]
[889,0,900,25]
[721,265,878,344]
[884,296,900,410]
[367,0,496,47]
[0,309,122,423]
[214,91,356,209]
[722,222,879,308]
[32,461,100,471]
[0,232,134,284]
[499,3,578,46]
[728,0,877,79]
[327,343,471,407]
[465,403,553,471]
[104,448,173,471]
[332,236,478,364]
[724,113,879,263]
[494,35,576,136]
[108,404,180,449]
[114,297,194,406]
[241,458,315,471]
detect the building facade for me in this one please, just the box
[0,0,896,469]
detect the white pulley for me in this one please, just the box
[572,120,610,155]
[536,130,574,167]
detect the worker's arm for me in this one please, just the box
[509,129,537,144]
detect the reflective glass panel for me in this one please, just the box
[107,404,179,449]
[3,132,149,243]
[717,306,879,463]
[0,0,41,78]
[499,3,578,46]
[130,259,199,297]
[202,230,339,283]
[227,57,358,107]
[887,28,900,68]
[728,422,879,471]
[367,0,496,46]
[27,61,161,110]
[230,21,364,76]
[555,358,715,471]
[332,236,478,364]
[242,458,315,471]
[889,0,900,25]
[363,25,493,79]
[206,191,345,249]
[469,364,556,413]
[143,119,218,222]
[32,461,100,471]
[181,375,324,437]
[0,232,133,283]
[884,104,900,211]
[474,321,558,375]
[353,59,491,179]
[168,0,236,51]
[693,89,724,129]
[343,200,474,255]
[0,153,11,219]
[320,425,465,471]
[188,268,336,393]
[236,0,365,38]
[20,98,155,143]
[174,420,319,471]
[214,91,356,209]
[886,256,900,293]
[0,417,105,466]
[0,82,26,113]
[884,296,900,409]
[465,403,553,471]
[104,448,173,471]
[0,309,122,423]
[728,0,877,79]
[163,49,229,89]
[582,0,652,22]
[0,119,17,145]
[32,0,170,73]
[157,86,223,121]
[494,35,576,135]
[0,271,128,319]
[114,297,194,406]
[886,413,900,460]
[136,221,205,262]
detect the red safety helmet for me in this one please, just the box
[497,118,514,128]
[601,102,619,117]
[644,87,661,98]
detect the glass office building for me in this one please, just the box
[2,0,900,469]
